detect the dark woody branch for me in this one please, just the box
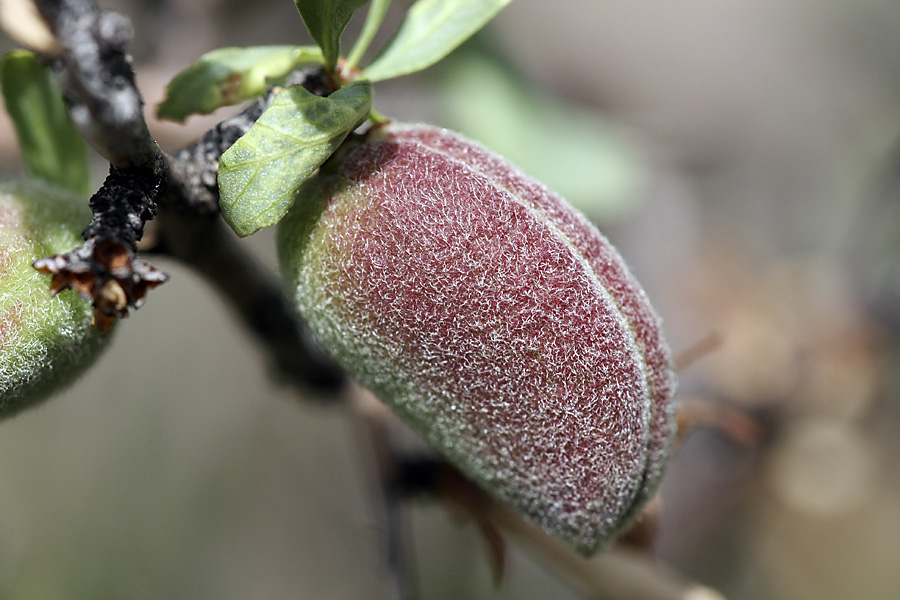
[35,0,158,168]
[161,94,274,215]
[147,208,348,394]
[32,0,166,329]
[153,76,347,394]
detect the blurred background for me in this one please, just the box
[1,0,899,598]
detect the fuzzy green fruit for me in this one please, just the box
[0,179,109,419]
[278,123,676,554]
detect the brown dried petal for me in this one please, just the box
[33,237,167,330]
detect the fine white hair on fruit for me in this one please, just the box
[278,123,676,554]
[0,179,109,418]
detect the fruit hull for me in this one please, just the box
[278,124,676,553]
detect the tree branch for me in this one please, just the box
[36,0,158,168]
[150,69,348,395]
[30,0,167,329]
[150,209,347,394]
[160,91,274,215]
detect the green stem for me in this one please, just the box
[345,0,392,72]
[368,107,389,124]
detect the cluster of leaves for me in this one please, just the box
[158,0,511,237]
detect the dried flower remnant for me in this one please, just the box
[32,167,168,332]
[279,123,677,554]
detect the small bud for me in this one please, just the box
[0,179,109,419]
[278,123,676,554]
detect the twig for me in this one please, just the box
[36,0,158,168]
[499,514,727,600]
[150,209,347,394]
[373,413,726,599]
[160,91,275,215]
[31,0,167,328]
[34,165,168,331]
[151,71,348,395]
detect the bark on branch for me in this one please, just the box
[31,0,167,329]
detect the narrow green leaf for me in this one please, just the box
[362,0,511,82]
[345,0,392,71]
[218,79,372,237]
[0,50,89,195]
[294,0,370,71]
[157,45,324,122]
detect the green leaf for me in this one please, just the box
[345,0,392,71]
[0,50,90,196]
[218,79,373,237]
[157,45,324,122]
[362,0,511,82]
[294,0,370,71]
